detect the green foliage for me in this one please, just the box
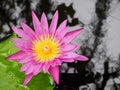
[0,34,54,90]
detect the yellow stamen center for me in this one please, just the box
[32,34,61,62]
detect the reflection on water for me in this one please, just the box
[0,0,82,42]
[0,0,120,90]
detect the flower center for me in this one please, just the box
[43,46,51,54]
[32,34,61,62]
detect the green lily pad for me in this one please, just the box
[0,33,54,90]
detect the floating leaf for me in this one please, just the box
[0,34,54,90]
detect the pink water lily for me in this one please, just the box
[6,10,88,85]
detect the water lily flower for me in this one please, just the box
[6,10,88,85]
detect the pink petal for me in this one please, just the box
[62,28,83,44]
[49,59,61,67]
[55,59,62,66]
[20,62,32,72]
[12,38,32,51]
[61,52,80,59]
[18,55,32,64]
[23,73,33,85]
[25,64,34,75]
[43,63,50,73]
[12,38,25,43]
[49,10,58,35]
[62,44,79,52]
[21,22,36,39]
[48,66,59,84]
[32,11,43,35]
[56,26,69,40]
[61,58,74,62]
[41,12,48,34]
[75,55,88,61]
[33,63,43,75]
[11,26,31,40]
[6,51,26,60]
[55,19,67,35]
[25,61,37,75]
[50,60,57,67]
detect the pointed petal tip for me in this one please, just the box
[11,26,16,30]
[11,38,17,42]
[82,57,88,61]
[41,12,46,16]
[20,22,25,26]
[78,27,84,32]
[10,25,14,29]
[54,76,59,85]
[5,56,11,60]
[23,73,33,86]
[11,26,19,33]
[75,55,88,61]
[32,10,35,14]
[55,10,58,14]
[75,28,83,33]
[49,10,59,35]
[80,27,84,30]
[32,10,36,17]
[48,66,59,84]
[11,26,21,33]
[64,19,67,23]
[23,81,27,86]
[23,83,26,86]
[6,51,26,61]
[55,79,59,84]
[6,55,16,60]
[53,10,59,18]
[41,12,47,21]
